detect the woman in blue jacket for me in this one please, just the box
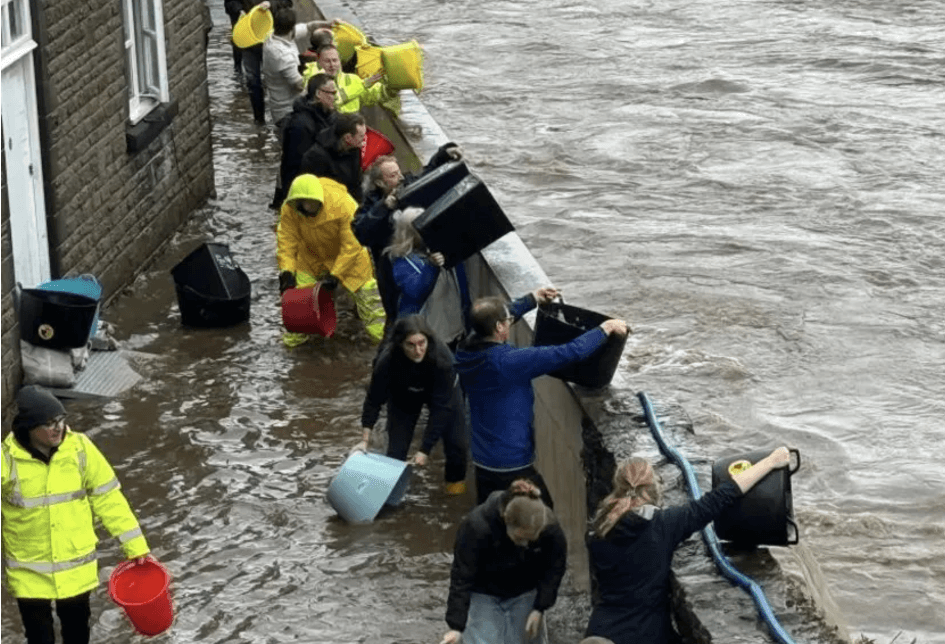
[585,446,791,644]
[385,208,470,345]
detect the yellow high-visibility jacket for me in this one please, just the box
[335,72,387,113]
[1,430,150,599]
[277,175,375,293]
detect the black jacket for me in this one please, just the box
[279,98,337,201]
[299,125,363,202]
[585,481,743,644]
[360,335,460,454]
[445,491,567,631]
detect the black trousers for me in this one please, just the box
[474,464,554,510]
[17,592,92,644]
[385,391,468,484]
[241,44,265,123]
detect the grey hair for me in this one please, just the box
[383,207,426,258]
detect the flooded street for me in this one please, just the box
[2,1,942,642]
[2,4,475,643]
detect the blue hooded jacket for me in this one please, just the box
[453,295,608,470]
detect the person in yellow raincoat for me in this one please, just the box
[277,173,386,345]
[2,385,153,644]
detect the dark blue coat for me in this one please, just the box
[586,481,743,644]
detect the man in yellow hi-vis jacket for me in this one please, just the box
[2,385,152,643]
[277,173,386,346]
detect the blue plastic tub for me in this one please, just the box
[327,452,411,523]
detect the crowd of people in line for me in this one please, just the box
[0,3,793,643]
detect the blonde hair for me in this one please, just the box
[383,207,426,258]
[591,457,662,537]
[502,479,552,534]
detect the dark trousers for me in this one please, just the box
[17,592,92,644]
[227,13,243,71]
[385,394,468,484]
[241,44,265,123]
[474,464,554,510]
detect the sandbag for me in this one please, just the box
[380,40,424,90]
[21,341,75,388]
[355,45,383,79]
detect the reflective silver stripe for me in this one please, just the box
[14,489,87,508]
[4,448,27,507]
[117,526,143,543]
[4,551,97,574]
[77,449,87,474]
[89,478,120,497]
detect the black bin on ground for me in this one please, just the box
[18,289,100,349]
[396,160,470,209]
[413,174,514,269]
[532,301,628,389]
[711,448,801,546]
[171,242,251,327]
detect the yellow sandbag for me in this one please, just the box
[332,21,367,63]
[380,40,424,91]
[355,45,383,79]
[232,5,273,48]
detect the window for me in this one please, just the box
[1,0,35,64]
[122,0,169,124]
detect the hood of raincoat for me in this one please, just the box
[285,174,325,204]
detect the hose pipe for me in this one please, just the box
[637,391,796,644]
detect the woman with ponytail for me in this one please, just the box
[440,480,566,644]
[585,447,791,644]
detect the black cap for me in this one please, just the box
[13,385,66,445]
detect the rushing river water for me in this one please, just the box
[2,1,942,643]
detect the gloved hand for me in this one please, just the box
[321,275,340,291]
[445,145,463,161]
[279,271,296,294]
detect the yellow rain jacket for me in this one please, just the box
[335,71,388,114]
[1,430,150,599]
[277,175,375,293]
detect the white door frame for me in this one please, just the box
[2,0,50,288]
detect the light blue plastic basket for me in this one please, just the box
[327,452,412,523]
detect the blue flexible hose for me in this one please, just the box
[636,391,796,644]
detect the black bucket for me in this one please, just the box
[396,160,469,209]
[18,288,100,349]
[413,174,514,269]
[170,243,251,327]
[532,301,627,389]
[711,448,801,546]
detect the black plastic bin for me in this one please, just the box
[171,243,251,327]
[396,160,470,209]
[711,448,801,546]
[413,174,514,269]
[532,301,627,389]
[18,289,100,349]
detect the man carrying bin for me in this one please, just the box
[277,174,386,346]
[454,291,629,507]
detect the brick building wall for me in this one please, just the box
[1,0,215,416]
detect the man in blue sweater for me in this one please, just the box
[454,289,629,507]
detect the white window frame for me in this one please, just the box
[1,0,36,69]
[122,0,170,124]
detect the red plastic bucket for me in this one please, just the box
[108,559,174,637]
[361,127,395,171]
[281,284,337,336]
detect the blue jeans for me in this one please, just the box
[464,589,545,644]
